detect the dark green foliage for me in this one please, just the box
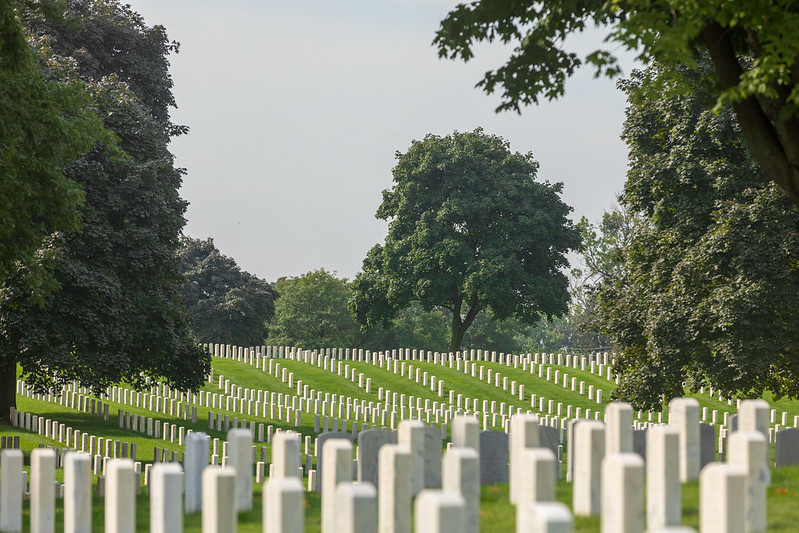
[266,269,360,350]
[350,129,581,352]
[0,0,106,288]
[179,237,276,346]
[0,0,209,419]
[434,1,799,205]
[360,302,451,353]
[597,62,799,409]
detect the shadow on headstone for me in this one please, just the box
[357,429,396,486]
[478,430,508,485]
[632,429,647,463]
[700,423,716,468]
[315,432,355,490]
[775,428,799,467]
[423,426,442,488]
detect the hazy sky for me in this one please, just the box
[127,0,639,282]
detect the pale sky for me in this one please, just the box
[127,0,639,282]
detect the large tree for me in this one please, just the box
[349,129,581,352]
[0,0,209,421]
[179,237,276,346]
[434,1,799,206]
[0,1,106,287]
[596,62,799,409]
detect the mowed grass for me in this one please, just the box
[4,442,798,533]
[6,353,799,532]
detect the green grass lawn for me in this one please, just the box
[4,451,797,533]
[5,352,799,532]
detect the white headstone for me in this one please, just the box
[669,398,700,481]
[335,482,377,533]
[64,452,92,533]
[0,449,23,533]
[413,490,465,533]
[105,459,135,533]
[227,428,253,511]
[516,501,573,533]
[184,432,209,513]
[601,453,644,533]
[397,420,425,495]
[264,477,305,533]
[273,431,301,479]
[699,463,745,533]
[727,432,767,533]
[516,448,556,505]
[322,439,354,533]
[510,414,540,504]
[573,421,605,516]
[442,448,480,533]
[150,463,183,533]
[646,425,681,531]
[31,448,56,533]
[605,402,633,456]
[378,444,411,533]
[451,416,479,453]
[737,399,771,485]
[202,466,237,533]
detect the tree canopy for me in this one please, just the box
[349,129,581,352]
[0,0,106,287]
[435,1,799,206]
[596,62,799,409]
[0,0,209,420]
[179,237,276,346]
[266,269,360,350]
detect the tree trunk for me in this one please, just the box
[450,320,467,353]
[701,22,799,206]
[0,357,16,424]
[448,295,482,353]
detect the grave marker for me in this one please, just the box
[227,428,253,511]
[414,490,465,533]
[398,420,425,495]
[184,432,209,513]
[669,398,700,481]
[478,431,509,484]
[378,444,411,533]
[700,464,745,533]
[264,477,305,533]
[31,448,56,533]
[150,463,183,533]
[358,429,396,487]
[322,439,354,533]
[64,452,92,533]
[335,482,378,533]
[728,432,767,533]
[573,421,604,516]
[202,467,237,533]
[516,502,573,533]
[105,459,135,533]
[510,414,540,504]
[442,447,480,533]
[646,425,681,531]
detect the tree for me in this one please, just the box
[179,237,276,346]
[434,1,799,206]
[349,129,581,352]
[595,62,799,409]
[266,269,361,349]
[460,309,529,354]
[0,0,209,421]
[0,0,106,287]
[358,302,451,353]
